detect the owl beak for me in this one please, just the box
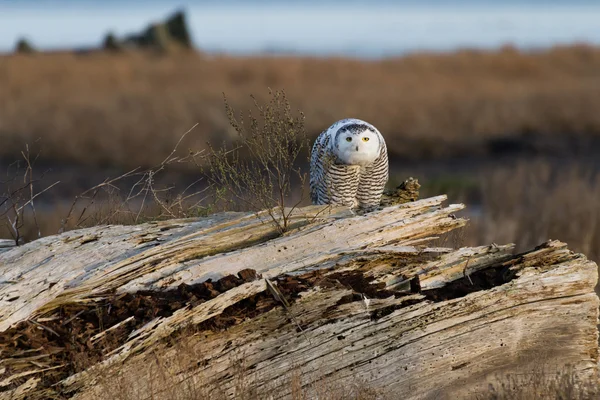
[355,146,359,151]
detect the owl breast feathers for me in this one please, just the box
[310,118,389,208]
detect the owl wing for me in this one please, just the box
[310,131,330,204]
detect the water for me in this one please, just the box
[1,0,599,58]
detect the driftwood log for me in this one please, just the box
[0,240,16,254]
[0,195,598,399]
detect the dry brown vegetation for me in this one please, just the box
[2,44,600,400]
[7,157,597,268]
[421,160,600,262]
[2,44,600,255]
[0,133,210,244]
[467,161,600,260]
[1,44,600,168]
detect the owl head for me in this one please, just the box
[331,119,382,166]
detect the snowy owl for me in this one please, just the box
[310,118,389,208]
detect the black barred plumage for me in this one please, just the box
[310,118,389,208]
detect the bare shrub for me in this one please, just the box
[0,126,209,244]
[0,144,59,245]
[205,89,309,234]
[59,124,208,231]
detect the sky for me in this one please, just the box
[1,0,599,57]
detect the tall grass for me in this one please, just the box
[1,45,600,169]
[441,161,600,262]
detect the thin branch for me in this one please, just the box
[160,123,199,165]
[15,181,60,215]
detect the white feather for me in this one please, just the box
[310,118,389,208]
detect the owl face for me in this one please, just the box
[334,124,381,166]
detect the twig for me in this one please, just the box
[60,167,140,232]
[15,181,60,215]
[265,278,312,344]
[28,319,60,337]
[163,123,198,164]
[61,310,86,326]
[90,316,135,344]
[22,145,42,238]
[463,257,474,285]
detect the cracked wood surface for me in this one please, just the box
[62,240,598,400]
[0,196,598,399]
[0,196,459,332]
[72,240,598,400]
[0,207,346,332]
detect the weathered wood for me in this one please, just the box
[0,195,598,400]
[0,207,345,331]
[0,239,15,255]
[67,241,598,400]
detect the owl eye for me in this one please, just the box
[362,137,370,142]
[345,137,352,142]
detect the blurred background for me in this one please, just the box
[1,0,600,261]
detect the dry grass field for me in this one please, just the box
[1,45,600,266]
[1,44,600,169]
